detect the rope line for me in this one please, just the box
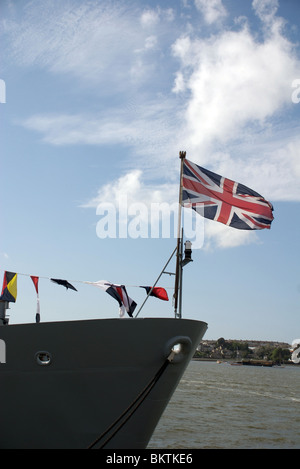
[0,268,173,290]
[87,351,175,449]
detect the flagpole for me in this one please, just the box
[174,151,186,319]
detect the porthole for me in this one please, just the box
[35,351,52,366]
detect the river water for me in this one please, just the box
[149,360,300,449]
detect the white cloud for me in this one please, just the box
[195,0,227,24]
[3,1,175,93]
[172,25,297,152]
[140,9,160,27]
[252,0,279,24]
[0,252,9,260]
[204,222,259,250]
[82,170,177,209]
[144,35,158,50]
[82,169,182,242]
[83,170,144,209]
[172,72,185,93]
[171,5,300,204]
[20,99,181,164]
[82,167,263,250]
[3,0,300,248]
[140,7,175,27]
[16,0,300,208]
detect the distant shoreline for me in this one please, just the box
[192,358,298,366]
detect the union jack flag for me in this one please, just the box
[182,159,274,230]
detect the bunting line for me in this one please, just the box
[0,268,173,289]
[0,268,170,322]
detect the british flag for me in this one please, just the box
[182,159,274,230]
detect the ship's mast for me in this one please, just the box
[173,151,185,319]
[173,151,193,319]
[135,151,192,319]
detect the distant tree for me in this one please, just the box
[271,347,291,363]
[226,340,250,358]
[256,345,273,360]
[241,348,252,359]
[216,337,226,348]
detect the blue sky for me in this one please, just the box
[1,0,299,343]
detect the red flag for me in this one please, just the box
[31,276,39,294]
[141,286,169,301]
[31,276,40,323]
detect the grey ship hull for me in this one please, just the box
[0,317,207,449]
